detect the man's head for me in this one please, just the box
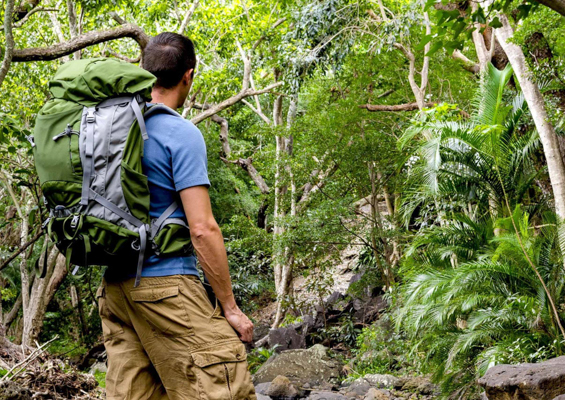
[142,32,196,109]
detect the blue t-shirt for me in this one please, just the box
[140,110,210,277]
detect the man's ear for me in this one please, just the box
[184,69,194,85]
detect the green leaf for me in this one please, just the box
[490,17,503,29]
[416,34,434,51]
[426,40,444,57]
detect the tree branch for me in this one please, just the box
[221,157,270,194]
[212,114,231,156]
[13,0,41,22]
[0,231,44,272]
[13,7,57,28]
[297,163,338,212]
[11,23,149,62]
[536,0,565,17]
[452,49,480,73]
[0,0,16,88]
[104,47,141,63]
[190,80,282,124]
[242,99,272,124]
[4,294,22,327]
[359,102,434,112]
[178,0,200,34]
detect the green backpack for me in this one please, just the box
[31,58,192,286]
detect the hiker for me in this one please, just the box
[98,33,257,399]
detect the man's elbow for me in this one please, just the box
[190,221,221,242]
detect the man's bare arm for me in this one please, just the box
[179,185,253,342]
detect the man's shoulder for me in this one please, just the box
[146,111,201,139]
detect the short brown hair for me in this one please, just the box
[142,32,196,89]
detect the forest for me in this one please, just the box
[1,0,565,399]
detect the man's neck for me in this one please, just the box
[150,88,180,110]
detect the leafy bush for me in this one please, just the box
[247,347,277,374]
[350,314,414,378]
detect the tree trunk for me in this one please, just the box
[21,249,67,346]
[497,15,565,221]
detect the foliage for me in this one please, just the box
[350,314,414,377]
[247,347,277,374]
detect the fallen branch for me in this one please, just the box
[11,24,149,62]
[1,335,59,383]
[359,102,434,112]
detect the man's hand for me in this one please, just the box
[223,303,254,343]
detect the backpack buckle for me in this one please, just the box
[86,109,96,123]
[70,215,80,229]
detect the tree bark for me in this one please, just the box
[0,0,16,88]
[21,249,67,346]
[497,14,565,221]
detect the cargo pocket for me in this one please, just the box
[192,342,255,400]
[96,284,124,340]
[130,284,193,337]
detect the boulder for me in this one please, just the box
[256,395,271,400]
[554,396,565,400]
[88,361,107,375]
[254,382,271,395]
[254,344,341,389]
[308,392,348,400]
[268,326,306,352]
[364,374,405,389]
[364,388,391,400]
[265,375,299,399]
[344,378,372,397]
[401,377,436,395]
[478,356,565,400]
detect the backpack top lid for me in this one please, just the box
[48,57,156,106]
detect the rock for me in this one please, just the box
[254,345,341,388]
[256,395,271,400]
[88,361,107,375]
[401,377,436,395]
[344,378,372,397]
[254,323,271,342]
[364,374,405,389]
[265,375,299,398]
[254,382,271,395]
[554,396,565,400]
[308,391,348,400]
[268,327,306,352]
[364,388,391,400]
[478,356,565,400]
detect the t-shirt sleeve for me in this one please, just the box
[167,119,211,191]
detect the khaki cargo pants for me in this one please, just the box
[97,274,257,400]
